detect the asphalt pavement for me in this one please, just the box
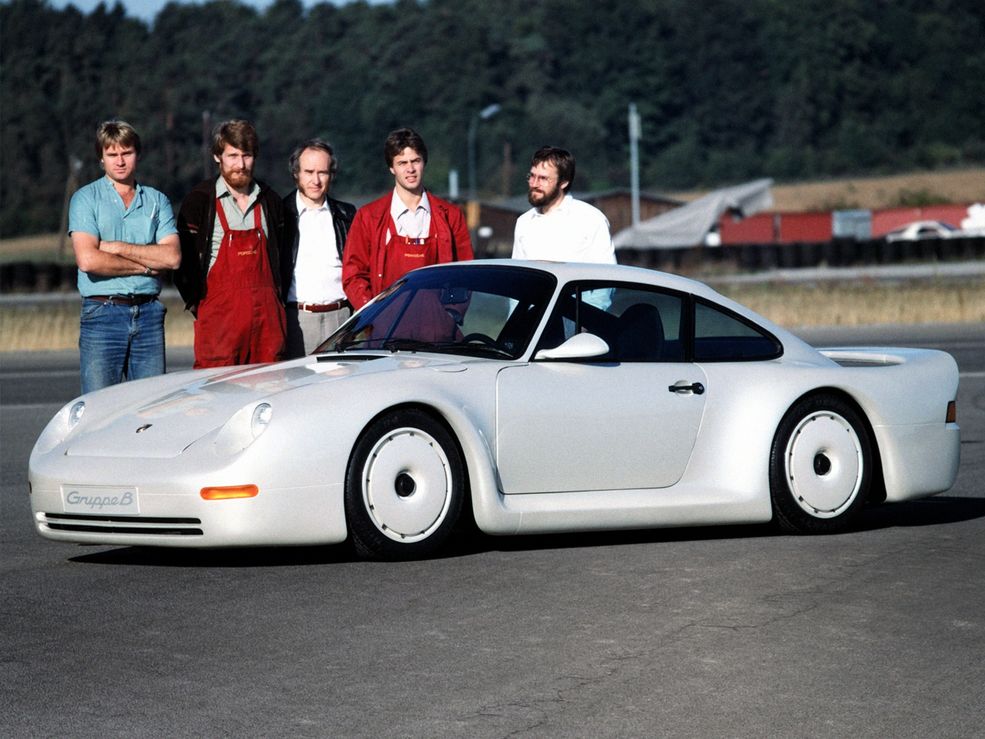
[1,325,983,737]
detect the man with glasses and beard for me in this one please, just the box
[175,119,287,367]
[512,145,615,264]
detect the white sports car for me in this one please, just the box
[29,261,961,559]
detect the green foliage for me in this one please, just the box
[2,0,984,236]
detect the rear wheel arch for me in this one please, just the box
[769,388,884,533]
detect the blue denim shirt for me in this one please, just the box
[68,176,178,297]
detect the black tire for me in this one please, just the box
[344,408,465,560]
[769,393,872,534]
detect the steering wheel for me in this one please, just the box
[460,332,514,358]
[461,332,499,347]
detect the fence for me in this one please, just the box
[3,236,985,292]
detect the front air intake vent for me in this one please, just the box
[42,513,203,536]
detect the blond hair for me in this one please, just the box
[95,119,141,159]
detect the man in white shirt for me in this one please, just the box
[512,146,616,264]
[281,139,356,357]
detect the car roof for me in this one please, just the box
[426,258,717,298]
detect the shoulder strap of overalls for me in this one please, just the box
[214,197,231,232]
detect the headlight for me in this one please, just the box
[251,403,272,437]
[31,400,87,458]
[69,401,86,427]
[213,401,275,456]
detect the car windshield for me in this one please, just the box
[317,265,557,359]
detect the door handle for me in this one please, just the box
[668,381,705,395]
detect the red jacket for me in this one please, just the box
[342,191,473,309]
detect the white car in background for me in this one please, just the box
[884,220,960,241]
[29,261,961,559]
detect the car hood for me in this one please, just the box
[63,353,468,458]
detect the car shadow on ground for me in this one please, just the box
[69,542,355,568]
[67,495,985,567]
[855,495,985,531]
[448,494,985,557]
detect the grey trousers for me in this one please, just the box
[285,304,352,358]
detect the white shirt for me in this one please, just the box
[289,191,345,304]
[512,194,616,264]
[390,189,431,240]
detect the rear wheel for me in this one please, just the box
[345,409,464,560]
[770,394,872,534]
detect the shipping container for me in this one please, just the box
[719,212,775,245]
[777,212,832,244]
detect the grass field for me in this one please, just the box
[0,233,75,264]
[0,295,196,352]
[720,277,985,328]
[2,277,983,353]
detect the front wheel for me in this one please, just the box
[345,409,465,559]
[770,394,873,534]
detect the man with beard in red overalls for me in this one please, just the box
[342,128,473,310]
[175,120,287,368]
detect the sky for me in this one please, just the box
[48,0,385,23]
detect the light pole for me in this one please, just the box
[628,102,642,227]
[468,103,502,202]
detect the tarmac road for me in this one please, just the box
[1,324,983,737]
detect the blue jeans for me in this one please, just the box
[79,297,166,394]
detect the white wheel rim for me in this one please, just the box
[784,411,864,518]
[361,427,453,543]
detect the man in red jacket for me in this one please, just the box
[342,128,473,310]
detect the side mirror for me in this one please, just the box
[534,332,609,361]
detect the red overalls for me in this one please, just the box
[193,199,286,368]
[379,213,436,291]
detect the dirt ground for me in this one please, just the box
[671,168,985,212]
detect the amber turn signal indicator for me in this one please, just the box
[200,484,259,500]
[946,401,957,424]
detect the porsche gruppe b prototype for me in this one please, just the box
[29,261,961,559]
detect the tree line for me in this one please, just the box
[2,0,984,237]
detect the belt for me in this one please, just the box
[289,299,349,313]
[86,294,158,306]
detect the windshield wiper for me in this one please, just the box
[381,338,440,353]
[382,338,515,359]
[331,337,381,352]
[437,343,515,359]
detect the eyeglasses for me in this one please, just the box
[526,173,557,185]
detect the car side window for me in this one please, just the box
[693,299,782,361]
[536,283,685,362]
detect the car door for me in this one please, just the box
[495,283,707,494]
